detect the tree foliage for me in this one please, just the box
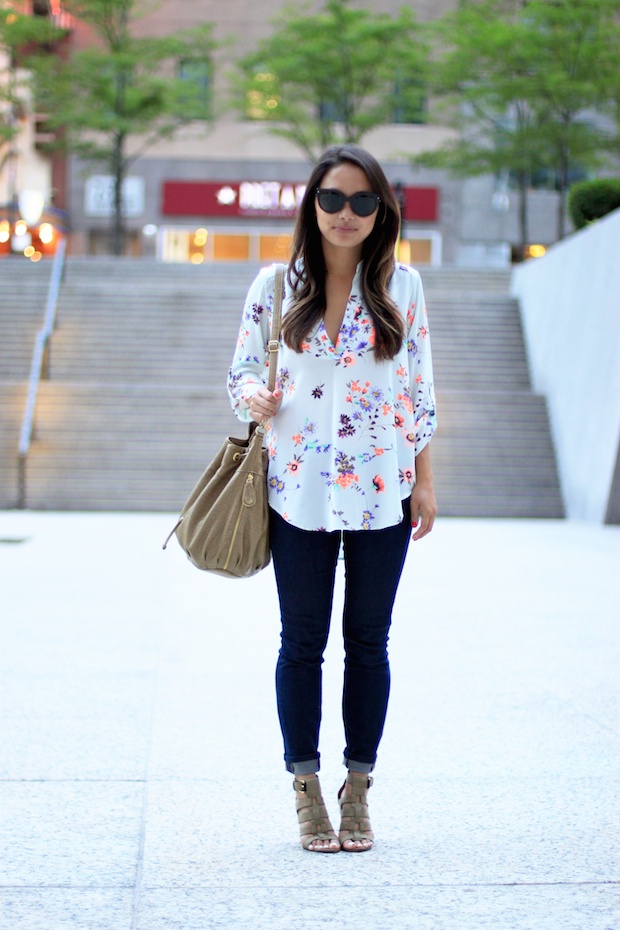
[29,0,216,254]
[416,0,620,245]
[0,5,59,168]
[237,0,428,162]
[568,178,620,229]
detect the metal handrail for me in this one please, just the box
[17,237,67,508]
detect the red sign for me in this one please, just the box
[162,181,438,222]
[400,187,438,223]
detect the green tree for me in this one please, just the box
[526,0,620,238]
[414,2,544,254]
[416,0,620,248]
[1,5,59,191]
[30,0,216,254]
[237,0,428,162]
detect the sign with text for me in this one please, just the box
[85,176,145,218]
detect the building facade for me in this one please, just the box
[3,0,571,265]
[0,0,71,260]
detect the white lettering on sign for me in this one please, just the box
[238,182,306,213]
[279,185,297,210]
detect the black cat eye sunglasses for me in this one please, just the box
[315,188,381,217]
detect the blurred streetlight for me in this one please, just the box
[18,190,46,227]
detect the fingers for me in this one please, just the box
[410,488,437,541]
[249,388,282,423]
[412,506,435,541]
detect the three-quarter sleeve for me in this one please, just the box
[227,267,275,423]
[406,269,437,455]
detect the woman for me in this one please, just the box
[228,144,437,853]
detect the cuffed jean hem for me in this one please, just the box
[285,757,320,775]
[343,755,375,774]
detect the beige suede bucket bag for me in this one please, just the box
[163,265,284,577]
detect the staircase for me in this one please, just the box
[0,258,563,517]
[421,268,563,516]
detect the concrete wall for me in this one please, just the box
[511,209,620,522]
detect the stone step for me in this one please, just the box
[0,271,52,378]
[0,256,511,286]
[57,258,513,286]
[0,383,27,510]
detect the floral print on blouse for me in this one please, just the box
[228,262,436,532]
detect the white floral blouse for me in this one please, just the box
[227,262,436,532]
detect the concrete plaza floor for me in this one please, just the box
[0,511,618,930]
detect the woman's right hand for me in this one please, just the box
[249,386,282,424]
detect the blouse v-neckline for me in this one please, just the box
[321,262,362,349]
[320,301,349,350]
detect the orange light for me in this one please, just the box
[528,244,547,259]
[39,223,55,245]
[397,240,411,264]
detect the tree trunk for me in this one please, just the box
[110,11,129,257]
[556,141,570,242]
[111,130,126,257]
[517,170,529,261]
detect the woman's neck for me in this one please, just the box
[322,242,362,279]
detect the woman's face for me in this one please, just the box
[314,162,379,257]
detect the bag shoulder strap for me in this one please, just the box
[266,264,285,394]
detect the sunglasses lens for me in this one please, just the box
[351,193,380,216]
[317,190,345,213]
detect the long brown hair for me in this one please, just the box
[283,144,404,361]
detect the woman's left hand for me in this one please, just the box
[410,481,437,541]
[411,443,436,540]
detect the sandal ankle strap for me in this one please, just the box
[346,772,373,790]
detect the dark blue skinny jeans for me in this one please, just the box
[270,498,412,775]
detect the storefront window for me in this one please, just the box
[159,227,439,266]
[213,234,250,261]
[259,234,291,262]
[160,227,292,263]
[398,233,441,267]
